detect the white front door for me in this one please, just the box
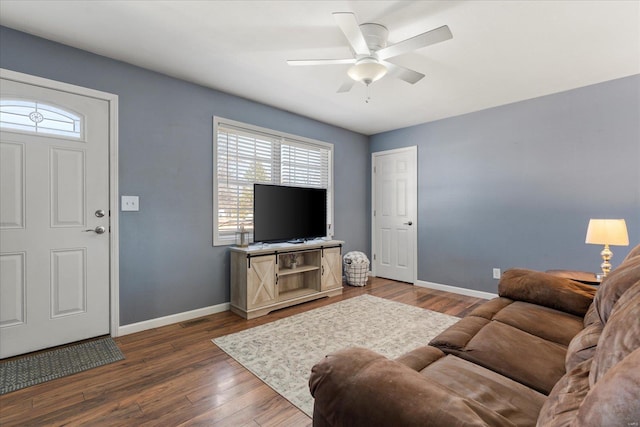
[372,147,417,283]
[0,77,110,358]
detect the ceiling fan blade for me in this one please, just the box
[287,58,356,66]
[377,25,452,60]
[337,78,356,93]
[382,61,425,84]
[333,12,370,56]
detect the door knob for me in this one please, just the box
[403,221,413,226]
[95,209,106,218]
[84,226,106,234]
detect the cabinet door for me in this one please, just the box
[247,255,278,309]
[321,247,343,290]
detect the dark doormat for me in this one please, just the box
[0,336,124,394]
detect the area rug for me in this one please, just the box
[213,294,458,416]
[0,337,124,394]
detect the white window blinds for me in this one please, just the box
[213,118,332,245]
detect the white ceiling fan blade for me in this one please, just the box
[333,12,370,56]
[382,61,425,84]
[377,25,452,60]
[337,78,356,93]
[287,58,356,66]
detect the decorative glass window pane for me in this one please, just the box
[0,100,83,139]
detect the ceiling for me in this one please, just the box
[1,1,638,135]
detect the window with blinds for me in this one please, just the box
[213,117,333,246]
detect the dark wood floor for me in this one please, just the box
[0,277,486,426]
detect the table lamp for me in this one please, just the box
[585,219,629,278]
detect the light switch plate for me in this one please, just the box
[121,195,139,211]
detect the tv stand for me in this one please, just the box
[230,240,344,319]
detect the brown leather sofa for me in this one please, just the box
[309,244,640,426]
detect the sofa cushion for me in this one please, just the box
[310,347,544,427]
[535,358,591,427]
[594,255,640,324]
[498,269,595,316]
[565,321,602,372]
[429,315,490,351]
[430,296,583,394]
[590,280,640,386]
[466,297,514,320]
[431,298,582,350]
[395,345,446,371]
[575,348,640,427]
[433,319,566,394]
[493,301,583,346]
[582,302,599,327]
[420,355,545,426]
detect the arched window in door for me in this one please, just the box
[0,99,83,139]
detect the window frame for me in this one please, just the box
[213,116,334,246]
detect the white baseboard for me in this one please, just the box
[116,302,230,336]
[415,280,498,300]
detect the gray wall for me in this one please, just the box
[0,26,370,325]
[3,25,638,320]
[370,75,640,294]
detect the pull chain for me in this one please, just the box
[365,84,371,104]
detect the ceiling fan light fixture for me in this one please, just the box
[347,58,387,85]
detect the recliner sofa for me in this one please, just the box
[309,244,640,426]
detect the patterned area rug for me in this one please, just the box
[0,337,124,394]
[213,294,458,417]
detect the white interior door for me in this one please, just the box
[0,77,110,358]
[372,147,417,283]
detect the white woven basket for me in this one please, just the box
[344,251,370,287]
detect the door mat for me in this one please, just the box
[0,336,124,395]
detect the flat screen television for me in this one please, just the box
[253,184,327,243]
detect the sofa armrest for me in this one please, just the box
[309,347,526,427]
[498,269,596,316]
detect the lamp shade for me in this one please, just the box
[585,219,629,246]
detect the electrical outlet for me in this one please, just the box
[493,268,501,279]
[121,195,139,211]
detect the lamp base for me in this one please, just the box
[599,244,613,277]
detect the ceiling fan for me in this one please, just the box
[287,12,453,93]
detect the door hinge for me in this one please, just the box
[373,210,376,217]
[373,254,376,260]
